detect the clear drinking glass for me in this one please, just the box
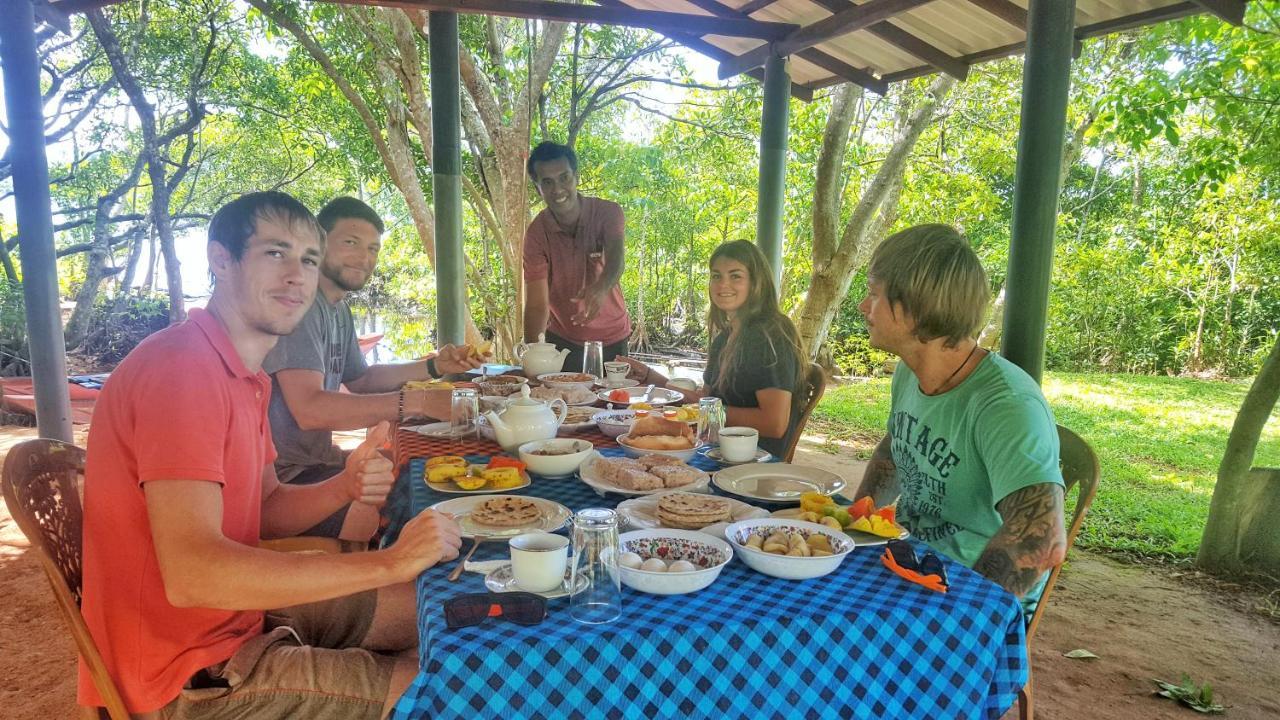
[582,341,604,380]
[569,508,622,624]
[449,388,479,441]
[697,396,724,447]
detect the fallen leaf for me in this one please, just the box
[1063,649,1099,660]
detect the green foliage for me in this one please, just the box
[1154,675,1226,714]
[813,372,1280,561]
[0,279,27,375]
[78,293,170,367]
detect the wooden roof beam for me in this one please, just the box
[592,0,815,101]
[963,0,1026,30]
[1190,0,1246,25]
[881,35,1083,83]
[737,0,784,14]
[718,0,936,79]
[323,0,798,40]
[790,0,969,81]
[681,0,886,94]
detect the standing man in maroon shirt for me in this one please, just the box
[523,141,631,371]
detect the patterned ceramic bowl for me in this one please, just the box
[617,529,732,595]
[592,409,636,438]
[477,375,528,397]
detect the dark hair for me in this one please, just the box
[527,141,578,179]
[317,196,385,235]
[208,191,321,260]
[705,240,806,405]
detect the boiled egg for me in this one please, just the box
[667,560,696,573]
[618,551,644,569]
[639,557,668,572]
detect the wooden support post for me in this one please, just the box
[757,55,790,288]
[430,11,465,346]
[1001,0,1075,383]
[0,1,74,442]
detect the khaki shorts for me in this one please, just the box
[160,589,396,720]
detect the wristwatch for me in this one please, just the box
[427,356,440,379]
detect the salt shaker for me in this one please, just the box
[569,508,622,624]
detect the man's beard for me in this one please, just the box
[322,261,367,292]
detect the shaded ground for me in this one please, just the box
[2,425,1278,718]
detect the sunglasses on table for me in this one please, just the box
[444,592,548,629]
[881,539,949,593]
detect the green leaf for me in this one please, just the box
[1153,675,1226,714]
[1063,649,1099,659]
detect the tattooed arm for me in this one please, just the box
[852,436,900,507]
[973,483,1067,597]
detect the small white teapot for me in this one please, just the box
[483,385,567,453]
[518,340,570,377]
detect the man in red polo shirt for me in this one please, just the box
[523,141,632,372]
[79,191,461,719]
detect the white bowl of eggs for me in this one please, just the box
[617,529,732,595]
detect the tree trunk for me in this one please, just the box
[1198,336,1280,576]
[795,75,956,359]
[0,237,17,282]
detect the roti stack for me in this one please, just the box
[656,493,731,530]
[471,497,541,527]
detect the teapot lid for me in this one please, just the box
[506,384,542,407]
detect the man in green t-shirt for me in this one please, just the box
[851,224,1066,613]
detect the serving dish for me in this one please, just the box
[712,463,846,504]
[617,529,732,595]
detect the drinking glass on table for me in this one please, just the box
[450,388,479,441]
[569,508,622,624]
[697,396,724,447]
[583,341,604,380]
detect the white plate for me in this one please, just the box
[578,451,713,497]
[597,386,684,406]
[537,372,599,388]
[468,364,521,376]
[702,447,773,465]
[407,421,474,440]
[484,563,587,599]
[616,490,770,535]
[430,495,573,538]
[425,464,531,495]
[712,463,847,504]
[597,378,640,389]
[770,508,910,546]
[529,386,599,406]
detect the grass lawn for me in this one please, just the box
[810,371,1280,562]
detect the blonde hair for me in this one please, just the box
[867,224,990,348]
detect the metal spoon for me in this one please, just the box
[448,533,489,582]
[641,384,656,403]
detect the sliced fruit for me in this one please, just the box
[454,475,487,491]
[426,455,467,468]
[849,496,875,520]
[874,505,896,525]
[427,464,467,483]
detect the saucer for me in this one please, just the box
[484,563,587,599]
[702,447,773,465]
[598,378,640,389]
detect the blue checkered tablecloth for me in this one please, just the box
[388,449,1027,719]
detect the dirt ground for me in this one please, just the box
[2,425,1278,719]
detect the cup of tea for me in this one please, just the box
[603,361,630,382]
[509,533,569,592]
[718,426,760,463]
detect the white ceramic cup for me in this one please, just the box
[718,426,760,463]
[603,361,630,381]
[509,532,570,592]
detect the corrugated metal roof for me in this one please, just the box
[616,0,1241,94]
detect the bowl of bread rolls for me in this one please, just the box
[616,413,699,461]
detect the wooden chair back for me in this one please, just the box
[1018,424,1100,720]
[781,363,827,463]
[1,439,130,720]
[1025,424,1100,641]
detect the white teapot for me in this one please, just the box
[483,385,567,453]
[518,340,570,377]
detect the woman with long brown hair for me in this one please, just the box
[619,240,806,457]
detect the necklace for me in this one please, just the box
[927,342,981,395]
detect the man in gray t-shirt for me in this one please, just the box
[263,197,487,540]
